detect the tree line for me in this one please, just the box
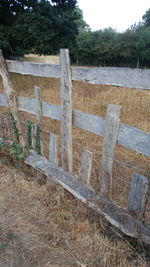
[0,0,150,68]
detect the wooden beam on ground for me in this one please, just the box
[128,174,149,220]
[25,151,150,245]
[0,51,25,146]
[99,105,121,195]
[60,49,73,172]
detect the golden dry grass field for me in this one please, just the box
[0,56,150,266]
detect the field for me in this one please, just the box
[0,56,150,265]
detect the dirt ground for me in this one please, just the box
[0,153,149,267]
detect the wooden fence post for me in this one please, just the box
[49,132,58,166]
[99,104,121,195]
[60,49,73,172]
[79,149,93,185]
[34,86,42,124]
[31,123,36,150]
[128,173,149,220]
[0,50,25,146]
[34,86,43,154]
[3,117,11,141]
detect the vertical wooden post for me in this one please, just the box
[31,123,36,150]
[99,104,121,195]
[128,173,149,220]
[0,50,25,146]
[0,118,3,139]
[34,86,42,124]
[60,49,73,172]
[34,86,43,155]
[49,132,58,166]
[79,149,93,185]
[3,117,11,141]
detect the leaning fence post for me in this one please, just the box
[128,173,149,220]
[60,49,73,172]
[99,104,121,195]
[0,50,25,146]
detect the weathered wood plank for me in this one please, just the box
[118,124,150,157]
[6,60,150,90]
[79,149,93,185]
[25,151,150,245]
[34,86,42,124]
[6,60,60,78]
[128,174,149,220]
[34,86,42,155]
[1,94,150,157]
[0,51,25,146]
[60,49,73,172]
[0,118,3,138]
[3,117,11,140]
[71,66,150,90]
[31,123,36,150]
[49,132,58,166]
[0,94,9,107]
[99,105,121,195]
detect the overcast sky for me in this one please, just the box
[78,0,150,32]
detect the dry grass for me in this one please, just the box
[0,154,149,266]
[24,54,60,64]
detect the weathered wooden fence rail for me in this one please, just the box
[6,59,150,90]
[0,49,150,244]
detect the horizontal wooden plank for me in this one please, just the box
[25,151,150,244]
[71,66,150,90]
[6,60,150,90]
[0,94,9,107]
[0,93,150,157]
[118,124,150,157]
[7,60,60,78]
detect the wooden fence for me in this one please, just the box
[0,49,150,244]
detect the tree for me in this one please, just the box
[142,8,150,27]
[0,0,79,57]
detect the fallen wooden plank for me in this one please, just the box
[1,93,150,157]
[6,60,150,90]
[25,151,150,245]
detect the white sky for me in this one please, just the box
[78,0,150,32]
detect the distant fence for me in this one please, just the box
[0,49,150,244]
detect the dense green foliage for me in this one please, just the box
[76,9,150,68]
[0,1,149,68]
[0,0,79,57]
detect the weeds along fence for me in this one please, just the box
[0,49,150,244]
